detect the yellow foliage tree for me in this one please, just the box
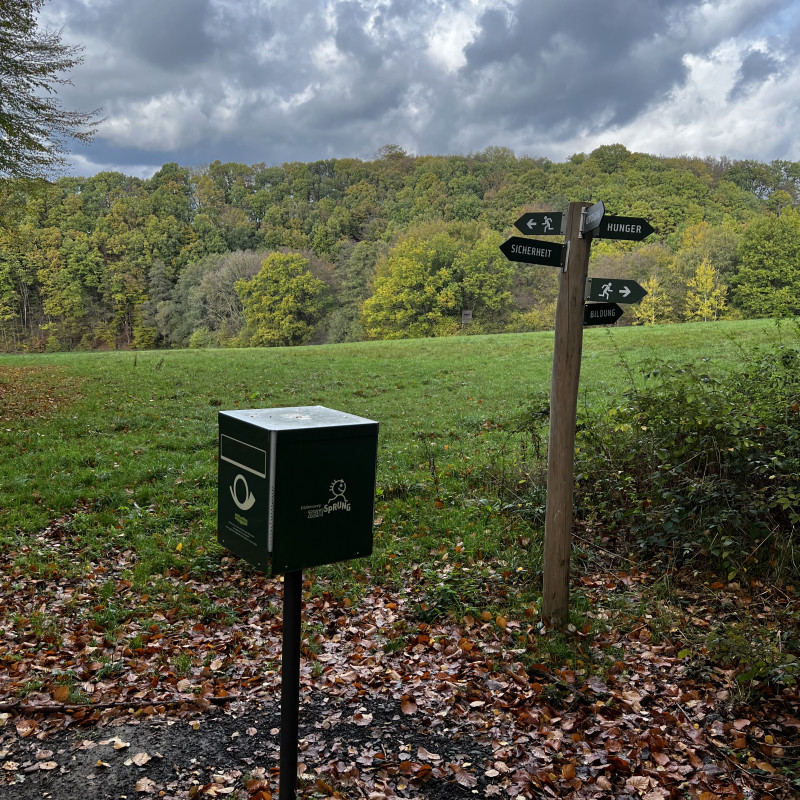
[685,258,728,321]
[632,276,673,326]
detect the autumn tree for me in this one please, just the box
[236,252,329,347]
[360,222,513,340]
[684,259,728,321]
[0,0,100,179]
[632,276,673,326]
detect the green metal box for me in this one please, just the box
[217,406,379,574]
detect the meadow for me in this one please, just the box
[0,319,786,586]
[0,320,778,579]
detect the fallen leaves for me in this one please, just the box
[51,685,70,703]
[0,534,797,800]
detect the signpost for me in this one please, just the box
[499,236,564,268]
[514,211,564,236]
[597,215,654,241]
[543,202,593,625]
[585,277,647,304]
[500,203,654,625]
[584,302,623,326]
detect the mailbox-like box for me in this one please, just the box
[218,406,379,574]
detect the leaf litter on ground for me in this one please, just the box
[1,515,798,799]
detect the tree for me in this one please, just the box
[326,239,387,343]
[632,276,673,326]
[360,221,513,339]
[685,258,728,321]
[730,211,800,318]
[236,252,328,347]
[0,0,100,179]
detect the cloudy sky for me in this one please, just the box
[42,0,800,178]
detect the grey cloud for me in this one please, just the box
[457,0,800,138]
[729,49,783,100]
[118,0,215,70]
[460,1,698,133]
[333,1,384,71]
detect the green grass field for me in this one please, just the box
[0,318,784,589]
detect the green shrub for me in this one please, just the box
[573,326,800,579]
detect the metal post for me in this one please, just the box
[279,569,302,800]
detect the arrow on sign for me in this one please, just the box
[584,302,623,326]
[499,237,564,268]
[514,212,564,236]
[597,216,654,241]
[585,277,648,304]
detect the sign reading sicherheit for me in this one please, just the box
[499,236,564,267]
[218,406,379,574]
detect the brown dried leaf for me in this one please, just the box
[417,746,441,762]
[135,776,157,793]
[15,719,37,738]
[450,764,477,788]
[401,697,417,715]
[52,685,70,703]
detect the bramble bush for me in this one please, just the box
[573,323,800,580]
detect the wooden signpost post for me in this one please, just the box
[500,202,652,624]
[542,202,594,623]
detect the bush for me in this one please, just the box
[573,326,800,579]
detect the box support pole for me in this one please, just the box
[279,569,303,800]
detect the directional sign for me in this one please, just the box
[514,212,564,236]
[499,237,564,268]
[597,216,655,241]
[581,200,605,236]
[584,302,623,327]
[585,277,647,304]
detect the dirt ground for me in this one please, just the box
[0,691,492,799]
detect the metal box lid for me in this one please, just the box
[219,406,377,432]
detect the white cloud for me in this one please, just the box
[103,92,212,150]
[570,40,800,159]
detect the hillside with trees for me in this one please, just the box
[1,145,799,352]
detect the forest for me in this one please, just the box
[0,143,799,352]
